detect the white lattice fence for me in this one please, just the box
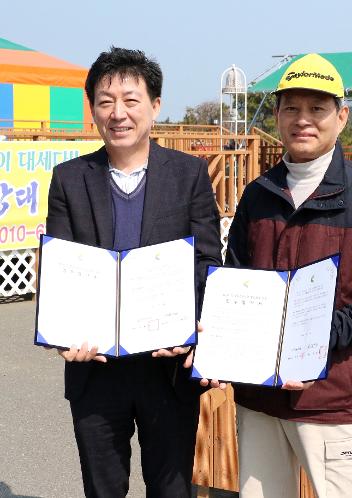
[0,249,37,297]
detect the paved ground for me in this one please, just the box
[0,297,144,498]
[0,297,237,498]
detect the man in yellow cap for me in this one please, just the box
[226,54,352,497]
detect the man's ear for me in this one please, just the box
[338,105,349,134]
[152,97,161,121]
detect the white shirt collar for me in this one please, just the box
[108,161,148,177]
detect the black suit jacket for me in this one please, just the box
[46,140,221,401]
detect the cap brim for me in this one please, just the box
[272,86,343,98]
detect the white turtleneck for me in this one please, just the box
[283,147,335,208]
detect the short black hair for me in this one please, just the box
[85,47,163,105]
[275,93,343,112]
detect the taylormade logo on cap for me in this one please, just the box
[275,53,344,98]
[286,71,335,82]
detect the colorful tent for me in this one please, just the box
[249,52,352,94]
[0,37,91,129]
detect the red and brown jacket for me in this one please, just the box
[225,142,352,423]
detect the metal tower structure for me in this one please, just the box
[220,65,247,149]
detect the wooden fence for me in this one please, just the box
[153,135,260,216]
[2,119,351,172]
[0,123,261,217]
[0,120,226,141]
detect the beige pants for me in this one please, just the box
[237,405,352,498]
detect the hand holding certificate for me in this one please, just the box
[58,342,108,363]
[192,256,339,386]
[35,236,197,357]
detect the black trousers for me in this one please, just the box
[70,356,200,498]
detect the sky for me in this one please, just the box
[2,0,352,121]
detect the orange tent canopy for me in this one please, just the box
[0,38,87,88]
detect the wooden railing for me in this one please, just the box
[0,120,226,140]
[0,123,260,217]
[251,126,282,145]
[0,119,98,140]
[251,126,284,173]
[153,123,226,134]
[2,120,350,172]
[189,148,259,216]
[259,143,284,173]
[153,132,252,153]
[153,134,260,216]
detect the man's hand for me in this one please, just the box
[200,377,227,390]
[57,342,107,363]
[281,380,315,390]
[152,322,227,390]
[151,321,204,360]
[151,345,192,359]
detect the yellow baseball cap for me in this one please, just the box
[275,53,344,98]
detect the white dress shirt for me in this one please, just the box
[109,162,148,195]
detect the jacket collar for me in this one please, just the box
[84,147,113,248]
[83,141,170,248]
[313,141,345,197]
[256,141,346,211]
[140,140,171,245]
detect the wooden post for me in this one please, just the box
[237,154,244,201]
[193,387,238,497]
[193,391,214,490]
[300,468,317,498]
[261,144,267,175]
[247,137,260,181]
[213,386,238,491]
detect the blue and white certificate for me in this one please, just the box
[192,256,339,386]
[35,236,196,356]
[36,236,117,355]
[118,238,196,355]
[279,257,339,383]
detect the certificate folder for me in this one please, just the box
[35,235,196,356]
[192,255,339,386]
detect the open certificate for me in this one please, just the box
[35,235,196,356]
[192,255,339,386]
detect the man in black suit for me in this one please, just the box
[46,47,221,498]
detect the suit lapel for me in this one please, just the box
[140,141,169,246]
[84,147,114,249]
